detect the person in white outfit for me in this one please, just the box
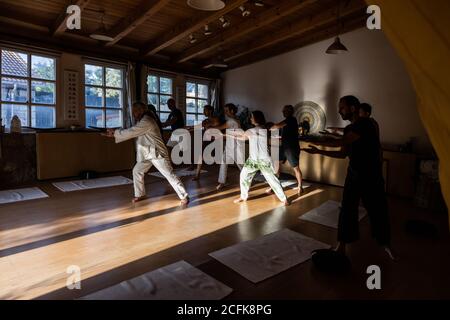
[209,103,244,190]
[103,102,189,205]
[226,110,289,206]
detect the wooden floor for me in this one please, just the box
[0,166,449,300]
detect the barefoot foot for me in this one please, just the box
[234,197,246,204]
[132,196,148,203]
[216,183,225,191]
[180,197,190,205]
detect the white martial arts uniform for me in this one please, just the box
[114,115,188,200]
[218,118,244,184]
[239,127,287,202]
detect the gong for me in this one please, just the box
[294,101,326,134]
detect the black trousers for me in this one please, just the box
[338,166,391,246]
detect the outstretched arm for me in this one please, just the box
[302,145,347,159]
[312,131,360,147]
[270,119,287,130]
[112,118,155,143]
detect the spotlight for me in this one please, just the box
[189,34,197,44]
[204,25,213,36]
[219,16,230,28]
[254,0,265,7]
[239,6,251,17]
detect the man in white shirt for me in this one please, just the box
[103,102,189,205]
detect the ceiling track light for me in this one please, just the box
[254,0,265,7]
[239,5,251,17]
[204,24,213,36]
[219,16,231,28]
[189,34,197,44]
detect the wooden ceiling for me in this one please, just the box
[0,0,368,77]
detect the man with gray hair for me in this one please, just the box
[103,102,189,205]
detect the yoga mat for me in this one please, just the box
[81,261,232,300]
[209,229,330,283]
[149,168,207,179]
[52,176,132,192]
[0,187,48,204]
[254,174,311,190]
[299,200,367,229]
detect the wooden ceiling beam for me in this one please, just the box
[105,0,171,47]
[219,0,366,63]
[175,0,319,63]
[51,0,91,36]
[140,0,248,56]
[227,14,366,70]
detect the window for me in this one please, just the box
[1,49,56,128]
[186,80,209,126]
[147,74,173,122]
[84,63,124,128]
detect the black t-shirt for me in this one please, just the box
[168,108,184,131]
[344,117,382,172]
[281,116,299,148]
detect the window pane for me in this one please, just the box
[148,94,158,109]
[186,114,197,126]
[31,106,55,128]
[1,77,28,102]
[106,109,122,128]
[86,108,104,128]
[106,67,122,88]
[198,84,208,99]
[198,99,208,114]
[160,77,172,94]
[31,55,55,80]
[1,50,28,77]
[85,86,103,107]
[186,82,196,97]
[186,98,196,113]
[85,64,103,85]
[105,89,122,108]
[160,95,171,112]
[31,81,55,104]
[1,104,28,127]
[147,75,158,93]
[198,114,206,123]
[159,112,170,123]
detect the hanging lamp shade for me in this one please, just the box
[326,37,348,54]
[204,57,228,69]
[90,12,114,42]
[187,0,225,11]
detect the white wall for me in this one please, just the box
[222,27,432,152]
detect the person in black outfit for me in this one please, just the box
[162,98,184,131]
[303,96,394,260]
[271,105,304,194]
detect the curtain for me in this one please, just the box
[210,78,222,117]
[140,64,149,104]
[366,0,450,226]
[124,62,136,128]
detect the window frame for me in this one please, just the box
[146,72,174,122]
[185,79,210,126]
[83,61,125,128]
[0,47,58,128]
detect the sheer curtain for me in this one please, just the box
[124,62,136,128]
[210,78,222,117]
[366,0,450,225]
